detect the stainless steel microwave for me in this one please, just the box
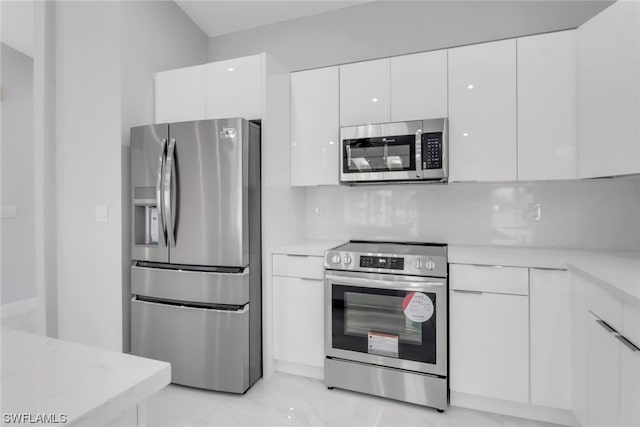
[340,118,448,184]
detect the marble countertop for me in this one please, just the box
[449,245,640,306]
[1,329,171,426]
[272,239,346,257]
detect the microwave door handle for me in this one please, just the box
[156,138,167,243]
[325,273,444,292]
[164,138,176,247]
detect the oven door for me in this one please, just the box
[340,121,422,183]
[325,270,447,377]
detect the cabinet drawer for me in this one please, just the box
[450,264,528,295]
[273,254,324,280]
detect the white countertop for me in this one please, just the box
[272,239,346,257]
[1,329,171,426]
[449,245,640,306]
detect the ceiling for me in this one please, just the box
[0,0,34,57]
[175,1,369,37]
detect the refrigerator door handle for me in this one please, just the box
[156,138,168,243]
[164,137,177,246]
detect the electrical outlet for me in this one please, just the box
[527,202,542,221]
[95,206,109,222]
[313,205,324,220]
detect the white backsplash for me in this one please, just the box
[304,176,640,251]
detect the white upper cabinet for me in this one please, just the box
[340,59,391,126]
[154,65,206,124]
[390,50,448,122]
[205,54,263,120]
[517,31,578,181]
[577,1,640,178]
[448,40,517,182]
[290,67,339,186]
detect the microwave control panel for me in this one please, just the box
[422,132,443,170]
[359,256,404,270]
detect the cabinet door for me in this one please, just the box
[577,1,640,178]
[154,65,206,124]
[450,290,529,403]
[206,54,262,120]
[340,59,390,126]
[448,39,517,182]
[530,269,572,410]
[290,67,339,186]
[517,31,577,181]
[273,276,325,368]
[390,50,447,122]
[572,274,593,426]
[588,313,620,426]
[619,335,640,427]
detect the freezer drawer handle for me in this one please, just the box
[134,295,248,313]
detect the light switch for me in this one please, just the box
[0,205,16,218]
[95,206,109,222]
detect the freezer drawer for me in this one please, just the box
[131,297,250,393]
[131,265,249,305]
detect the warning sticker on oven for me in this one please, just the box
[368,332,399,358]
[402,292,434,323]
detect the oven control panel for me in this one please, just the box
[324,243,448,278]
[359,256,404,270]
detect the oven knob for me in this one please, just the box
[415,259,423,269]
[344,255,352,265]
[331,254,341,264]
[426,260,436,270]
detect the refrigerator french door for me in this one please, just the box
[130,118,261,393]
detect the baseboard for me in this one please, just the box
[274,359,324,380]
[1,297,38,318]
[451,391,579,426]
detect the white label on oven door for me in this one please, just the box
[368,332,399,358]
[402,292,434,323]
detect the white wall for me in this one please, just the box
[305,177,640,251]
[208,0,612,71]
[0,43,38,332]
[55,0,207,351]
[55,1,123,350]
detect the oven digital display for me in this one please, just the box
[360,256,404,270]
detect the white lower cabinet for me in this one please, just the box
[273,276,324,368]
[530,268,572,410]
[619,335,640,427]
[572,272,640,427]
[450,289,529,403]
[272,253,325,379]
[450,264,529,403]
[588,312,621,427]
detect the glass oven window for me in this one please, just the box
[343,134,415,173]
[331,284,437,364]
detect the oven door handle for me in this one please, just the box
[325,273,444,292]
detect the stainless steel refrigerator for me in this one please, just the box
[130,118,261,393]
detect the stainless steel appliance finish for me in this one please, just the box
[325,358,448,410]
[324,241,448,410]
[131,298,250,393]
[130,118,261,394]
[340,118,448,184]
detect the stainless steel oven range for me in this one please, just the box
[324,241,448,411]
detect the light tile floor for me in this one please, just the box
[145,373,563,427]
